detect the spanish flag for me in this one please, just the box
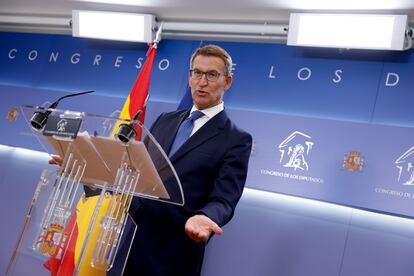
[111,44,157,140]
[43,194,112,276]
[44,43,158,275]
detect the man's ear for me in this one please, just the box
[224,75,233,91]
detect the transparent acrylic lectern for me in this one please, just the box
[6,105,184,276]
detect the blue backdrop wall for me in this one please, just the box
[2,32,414,276]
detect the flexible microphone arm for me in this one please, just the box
[131,94,150,122]
[30,90,95,130]
[49,90,95,109]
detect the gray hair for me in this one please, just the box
[190,44,233,76]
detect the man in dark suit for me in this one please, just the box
[124,44,252,276]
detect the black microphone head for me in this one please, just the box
[30,111,49,130]
[116,123,137,143]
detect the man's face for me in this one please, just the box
[189,55,232,110]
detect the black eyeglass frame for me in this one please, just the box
[189,69,227,81]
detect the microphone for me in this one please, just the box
[30,90,95,130]
[116,95,149,143]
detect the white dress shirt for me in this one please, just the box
[188,102,224,136]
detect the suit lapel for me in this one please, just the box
[169,110,228,162]
[159,110,190,154]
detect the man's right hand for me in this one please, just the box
[184,214,223,243]
[48,155,63,165]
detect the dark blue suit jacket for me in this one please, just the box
[124,108,252,276]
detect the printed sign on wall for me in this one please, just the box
[229,109,414,218]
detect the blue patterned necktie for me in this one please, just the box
[169,110,204,157]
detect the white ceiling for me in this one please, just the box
[1,0,414,42]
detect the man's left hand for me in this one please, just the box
[185,214,223,242]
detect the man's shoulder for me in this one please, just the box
[164,109,189,117]
[223,114,252,141]
[230,122,252,140]
[149,109,189,133]
[156,109,189,122]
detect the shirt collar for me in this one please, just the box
[190,102,224,119]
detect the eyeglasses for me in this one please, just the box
[189,69,226,82]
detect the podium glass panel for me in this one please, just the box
[6,105,183,276]
[20,105,184,205]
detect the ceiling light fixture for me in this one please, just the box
[72,10,156,43]
[287,13,410,50]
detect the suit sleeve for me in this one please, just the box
[198,132,252,226]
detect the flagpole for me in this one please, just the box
[153,22,163,48]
